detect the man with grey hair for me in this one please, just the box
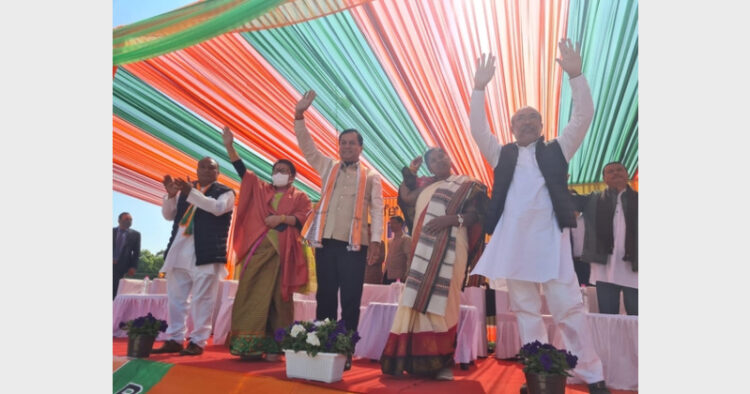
[469,39,609,393]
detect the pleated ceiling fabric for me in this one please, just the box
[114,0,377,65]
[113,0,638,209]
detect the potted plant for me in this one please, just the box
[517,341,578,394]
[275,318,361,383]
[119,313,168,358]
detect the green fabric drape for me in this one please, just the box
[114,0,286,65]
[559,0,639,184]
[113,68,321,199]
[241,10,431,186]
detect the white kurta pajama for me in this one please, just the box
[589,190,638,289]
[160,186,234,348]
[469,75,605,384]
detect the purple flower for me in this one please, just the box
[119,322,127,330]
[133,317,145,328]
[565,351,578,369]
[521,340,542,355]
[539,353,552,372]
[351,331,361,345]
[159,321,168,332]
[274,328,286,342]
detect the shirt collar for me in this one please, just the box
[341,160,360,169]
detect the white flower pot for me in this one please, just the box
[284,350,347,383]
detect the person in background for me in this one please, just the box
[152,157,235,356]
[364,224,386,284]
[113,212,141,299]
[569,189,591,286]
[574,162,637,315]
[382,216,411,284]
[222,126,312,361]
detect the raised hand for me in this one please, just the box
[474,53,496,90]
[409,156,423,174]
[174,176,193,195]
[555,38,582,78]
[163,175,179,198]
[264,215,284,228]
[295,90,317,117]
[422,215,454,235]
[222,126,240,161]
[222,126,234,147]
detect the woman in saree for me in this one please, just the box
[222,126,312,361]
[380,147,488,380]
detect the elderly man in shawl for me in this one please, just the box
[380,148,488,381]
[222,126,312,361]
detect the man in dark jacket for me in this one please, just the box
[151,157,235,356]
[574,162,637,315]
[113,212,140,299]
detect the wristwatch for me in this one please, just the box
[457,214,464,228]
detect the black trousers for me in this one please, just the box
[315,239,368,332]
[382,271,397,285]
[573,258,591,286]
[595,280,638,315]
[113,265,128,299]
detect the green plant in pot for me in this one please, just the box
[119,313,168,358]
[517,341,578,394]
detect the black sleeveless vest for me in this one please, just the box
[484,138,576,234]
[165,182,234,265]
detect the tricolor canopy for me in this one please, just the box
[114,0,638,205]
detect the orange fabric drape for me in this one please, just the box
[122,32,397,197]
[351,0,570,190]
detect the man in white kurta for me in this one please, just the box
[154,158,235,356]
[580,162,638,315]
[469,40,608,392]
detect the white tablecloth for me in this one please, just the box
[117,278,147,295]
[293,292,316,301]
[112,294,189,341]
[213,280,239,328]
[353,302,482,364]
[147,278,168,294]
[494,312,637,390]
[212,296,235,345]
[293,299,318,322]
[460,286,488,357]
[360,284,393,305]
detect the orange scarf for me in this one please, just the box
[302,162,368,251]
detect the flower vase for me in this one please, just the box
[127,335,156,358]
[284,350,347,383]
[524,372,567,394]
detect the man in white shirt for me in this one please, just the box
[294,91,384,370]
[468,39,609,393]
[151,157,235,356]
[575,162,638,315]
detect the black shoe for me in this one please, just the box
[179,341,204,356]
[519,383,528,394]
[151,340,183,354]
[344,354,352,371]
[588,381,611,394]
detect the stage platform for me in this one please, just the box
[113,338,637,393]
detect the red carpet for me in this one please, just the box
[113,337,637,393]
